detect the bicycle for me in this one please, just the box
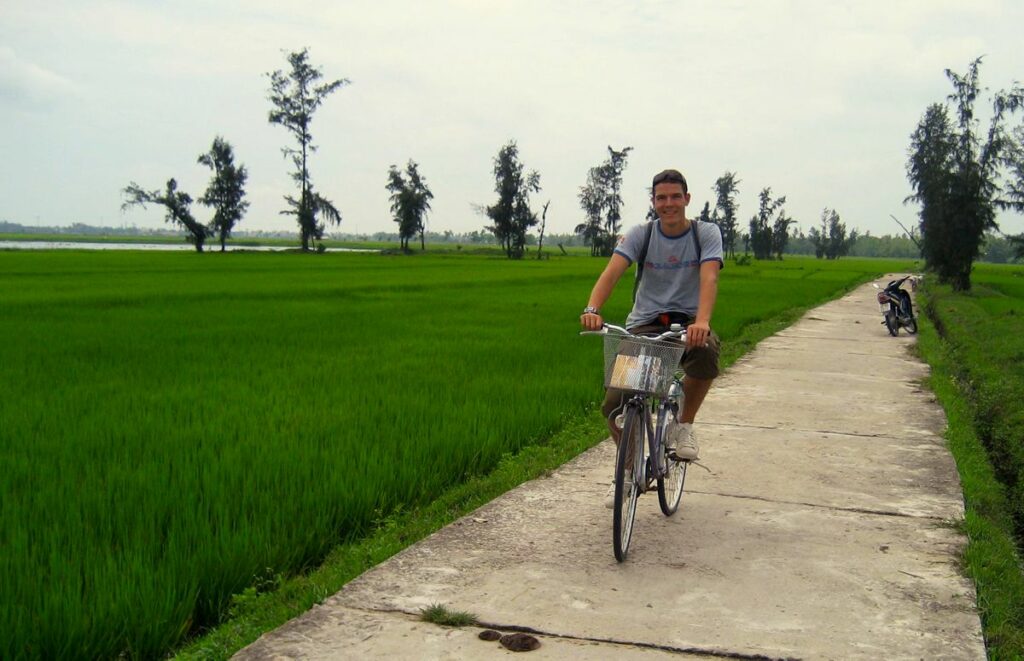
[581,323,690,562]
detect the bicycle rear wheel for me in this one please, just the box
[884,309,899,336]
[613,407,644,562]
[658,420,687,515]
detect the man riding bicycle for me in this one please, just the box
[580,169,723,482]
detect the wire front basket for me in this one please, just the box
[602,334,685,397]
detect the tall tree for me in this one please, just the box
[386,160,434,252]
[197,137,249,252]
[1002,125,1024,259]
[485,141,541,259]
[535,200,550,259]
[267,48,349,251]
[697,201,713,225]
[574,146,632,256]
[1009,234,1024,260]
[122,179,208,252]
[809,208,855,260]
[748,187,786,260]
[386,166,413,252]
[907,104,959,276]
[905,57,1024,290]
[575,181,603,257]
[771,211,796,260]
[1005,124,1024,210]
[712,172,741,259]
[597,146,632,255]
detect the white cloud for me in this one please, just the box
[0,47,79,110]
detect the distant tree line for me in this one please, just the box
[669,170,854,262]
[10,218,1018,262]
[109,50,1024,265]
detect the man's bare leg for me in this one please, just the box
[665,376,714,461]
[680,376,713,423]
[602,390,626,446]
[607,409,623,446]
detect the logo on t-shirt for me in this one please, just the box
[648,255,697,270]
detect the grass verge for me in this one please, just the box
[915,278,1024,658]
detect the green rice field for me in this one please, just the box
[0,250,916,659]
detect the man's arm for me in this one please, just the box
[580,253,631,330]
[687,260,720,348]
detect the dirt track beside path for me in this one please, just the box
[237,277,985,660]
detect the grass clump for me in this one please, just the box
[419,603,478,627]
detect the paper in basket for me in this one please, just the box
[609,352,662,391]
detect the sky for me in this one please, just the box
[2,0,1023,239]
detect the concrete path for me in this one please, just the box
[237,277,985,660]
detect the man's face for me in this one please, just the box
[653,182,690,222]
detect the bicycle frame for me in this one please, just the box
[616,366,683,491]
[589,324,686,479]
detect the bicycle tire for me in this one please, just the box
[658,418,687,515]
[613,407,644,562]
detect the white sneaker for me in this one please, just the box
[604,481,616,509]
[668,423,699,461]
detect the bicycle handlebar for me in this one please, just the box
[580,323,687,343]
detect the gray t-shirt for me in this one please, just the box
[614,220,724,328]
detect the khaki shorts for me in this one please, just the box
[601,322,720,422]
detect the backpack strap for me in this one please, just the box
[692,220,702,263]
[632,220,656,301]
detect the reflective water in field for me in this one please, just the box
[0,240,377,252]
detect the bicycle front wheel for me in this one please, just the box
[613,406,645,562]
[658,418,688,516]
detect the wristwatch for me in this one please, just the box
[583,306,600,315]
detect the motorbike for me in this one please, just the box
[872,276,918,336]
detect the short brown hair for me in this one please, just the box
[652,169,688,195]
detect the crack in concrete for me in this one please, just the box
[699,421,943,444]
[774,333,884,342]
[366,605,802,661]
[686,489,948,521]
